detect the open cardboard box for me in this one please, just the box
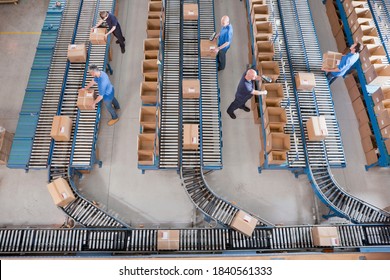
[262,83,284,106]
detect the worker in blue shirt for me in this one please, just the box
[93,11,126,53]
[322,42,362,85]
[84,64,120,126]
[213,15,233,71]
[227,69,267,119]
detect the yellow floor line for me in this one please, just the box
[0,32,41,35]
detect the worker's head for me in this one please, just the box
[88,64,100,77]
[99,11,109,20]
[221,15,230,27]
[245,69,258,81]
[350,42,362,54]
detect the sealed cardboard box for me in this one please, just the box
[381,126,390,139]
[322,51,343,69]
[373,100,390,115]
[348,84,361,102]
[200,40,217,58]
[139,106,158,125]
[267,151,287,165]
[361,135,377,153]
[0,129,13,165]
[259,61,280,82]
[67,44,86,63]
[183,4,198,20]
[183,124,199,150]
[359,122,373,139]
[348,8,373,30]
[50,116,72,142]
[263,107,287,130]
[182,79,200,99]
[365,149,378,165]
[371,86,390,105]
[377,109,390,129]
[365,64,390,86]
[262,83,283,106]
[157,230,180,250]
[146,19,161,38]
[344,74,356,90]
[266,133,290,153]
[140,81,158,104]
[47,177,76,207]
[295,72,316,91]
[312,227,339,247]
[77,89,95,110]
[306,116,328,141]
[356,109,369,127]
[89,28,106,45]
[352,96,365,115]
[230,210,258,237]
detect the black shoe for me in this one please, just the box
[241,106,250,112]
[121,46,125,54]
[227,111,236,119]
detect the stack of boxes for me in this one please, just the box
[0,128,14,165]
[138,0,163,167]
[248,0,289,167]
[372,86,390,157]
[325,0,347,53]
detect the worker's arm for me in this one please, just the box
[214,42,230,53]
[84,80,96,90]
[251,90,267,96]
[105,25,116,38]
[92,19,104,30]
[321,66,340,72]
[214,32,220,39]
[90,95,103,109]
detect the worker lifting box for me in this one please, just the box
[67,44,86,63]
[306,116,328,141]
[47,177,76,207]
[77,89,95,111]
[322,51,342,69]
[50,116,72,142]
[89,28,107,45]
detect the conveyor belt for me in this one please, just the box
[28,0,81,169]
[1,224,389,255]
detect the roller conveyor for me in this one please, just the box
[1,224,389,254]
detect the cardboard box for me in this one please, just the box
[137,133,156,155]
[256,41,274,62]
[371,86,390,105]
[200,40,217,58]
[50,116,72,142]
[141,123,156,134]
[77,89,95,110]
[377,109,390,129]
[249,0,265,12]
[47,177,76,207]
[353,25,379,44]
[259,61,280,82]
[306,116,328,141]
[322,51,343,69]
[344,74,356,90]
[267,151,287,165]
[360,44,386,72]
[183,4,198,20]
[140,81,158,104]
[89,28,106,45]
[266,133,290,153]
[253,21,273,38]
[373,100,390,115]
[146,19,161,38]
[361,135,377,153]
[380,125,390,139]
[182,79,200,99]
[334,28,347,53]
[295,72,316,91]
[327,2,342,36]
[254,33,272,43]
[183,124,199,150]
[312,227,339,247]
[144,38,159,59]
[230,210,258,237]
[385,139,390,154]
[157,230,180,250]
[365,149,378,165]
[0,129,13,165]
[138,150,154,165]
[263,107,287,130]
[67,44,86,63]
[251,4,270,22]
[365,64,390,86]
[140,106,157,125]
[149,1,162,12]
[348,8,373,32]
[356,109,369,127]
[259,149,265,167]
[352,96,365,115]
[359,122,373,139]
[142,59,158,81]
[343,0,367,17]
[348,84,361,102]
[262,83,283,106]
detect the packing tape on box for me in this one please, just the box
[86,92,93,97]
[243,215,252,223]
[162,231,169,239]
[61,192,68,199]
[70,44,76,49]
[331,238,339,246]
[93,28,97,33]
[191,137,197,144]
[188,87,195,93]
[188,10,194,15]
[209,46,215,50]
[60,126,65,133]
[302,79,309,85]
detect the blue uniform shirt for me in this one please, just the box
[236,72,254,100]
[104,13,118,30]
[94,71,114,101]
[330,53,359,77]
[218,24,233,51]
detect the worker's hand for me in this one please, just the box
[213,47,220,54]
[91,27,95,32]
[260,90,267,95]
[104,34,108,41]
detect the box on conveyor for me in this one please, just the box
[312,226,339,247]
[142,59,159,81]
[352,96,365,115]
[263,107,287,131]
[295,72,316,91]
[50,116,72,142]
[146,19,161,38]
[230,210,258,237]
[47,177,76,207]
[183,4,198,20]
[200,40,217,58]
[267,151,287,165]
[89,28,107,45]
[365,149,378,165]
[376,109,390,130]
[256,41,274,62]
[182,79,200,99]
[183,124,199,150]
[157,230,180,250]
[262,83,283,106]
[139,106,158,126]
[265,132,290,153]
[140,81,158,104]
[77,89,95,111]
[258,61,280,82]
[306,116,328,141]
[67,44,86,63]
[343,73,357,90]
[348,84,361,102]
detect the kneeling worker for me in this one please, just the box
[84,64,120,126]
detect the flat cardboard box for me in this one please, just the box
[295,72,316,91]
[306,116,328,141]
[352,96,365,115]
[322,51,343,69]
[183,4,198,20]
[361,135,377,153]
[157,230,180,250]
[312,227,339,247]
[365,149,378,165]
[139,106,157,125]
[262,83,283,106]
[348,84,361,102]
[230,210,258,237]
[344,74,356,90]
[377,109,390,129]
[365,64,390,86]
[0,130,13,165]
[140,81,158,104]
[146,19,161,38]
[200,40,217,58]
[356,109,369,127]
[381,126,390,139]
[263,107,287,130]
[258,61,280,82]
[359,122,373,139]
[182,79,200,99]
[183,124,199,150]
[77,89,95,110]
[67,44,86,63]
[89,28,106,45]
[266,132,290,153]
[267,151,287,165]
[47,177,76,207]
[138,150,155,165]
[50,116,72,142]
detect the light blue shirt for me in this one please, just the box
[218,24,233,51]
[330,53,359,77]
[94,71,114,101]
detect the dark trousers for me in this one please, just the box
[326,72,337,85]
[113,23,125,48]
[217,48,227,71]
[227,95,252,114]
